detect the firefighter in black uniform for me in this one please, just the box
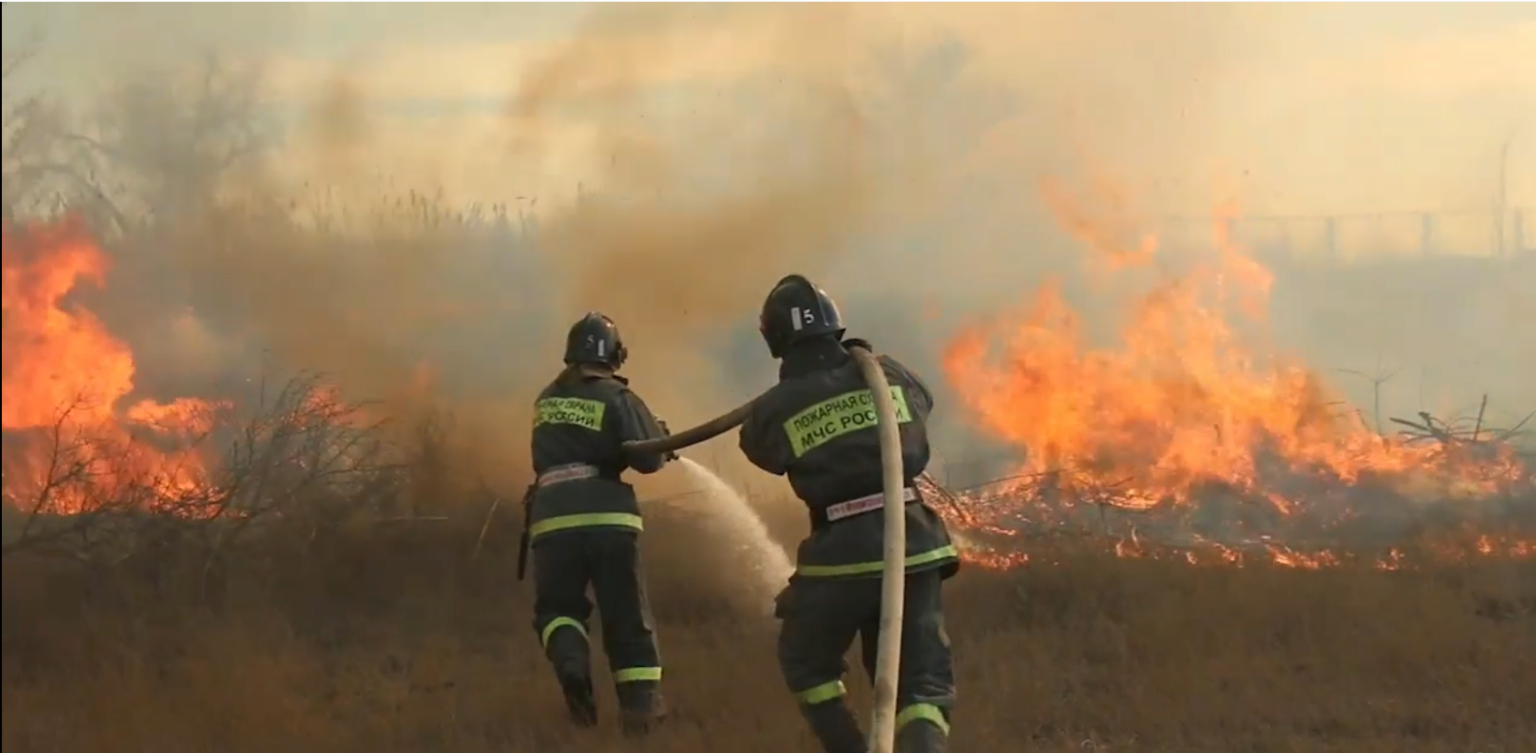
[737,275,960,753]
[527,312,674,734]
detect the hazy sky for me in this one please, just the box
[6,3,1533,216]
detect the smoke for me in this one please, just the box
[501,6,882,411]
[2,5,921,514]
[4,4,1533,519]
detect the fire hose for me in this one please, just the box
[621,346,906,753]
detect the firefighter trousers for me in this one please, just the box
[531,529,664,730]
[776,568,955,753]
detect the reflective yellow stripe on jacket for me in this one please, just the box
[528,512,644,541]
[795,544,959,578]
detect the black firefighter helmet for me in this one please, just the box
[563,311,628,368]
[758,274,845,358]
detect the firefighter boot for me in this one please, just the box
[545,630,597,727]
[617,681,666,736]
[800,700,867,753]
[558,673,598,728]
[896,717,949,753]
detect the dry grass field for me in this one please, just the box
[4,514,1533,753]
[5,30,1535,751]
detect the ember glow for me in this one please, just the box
[938,184,1533,569]
[2,217,228,515]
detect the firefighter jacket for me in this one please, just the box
[528,367,671,544]
[739,339,959,579]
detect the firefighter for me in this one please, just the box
[737,275,960,753]
[527,311,674,734]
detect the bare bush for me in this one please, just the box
[2,35,83,222]
[1,374,408,571]
[69,52,276,233]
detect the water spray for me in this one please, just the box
[623,345,907,753]
[672,457,795,608]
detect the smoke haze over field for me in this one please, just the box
[8,4,1534,211]
[3,2,1533,504]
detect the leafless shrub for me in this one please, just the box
[2,34,80,222]
[1,373,409,574]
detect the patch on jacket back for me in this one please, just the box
[783,386,912,457]
[534,397,606,431]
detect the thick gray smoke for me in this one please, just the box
[4,4,1532,513]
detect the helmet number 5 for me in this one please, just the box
[791,306,814,331]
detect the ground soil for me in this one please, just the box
[3,517,1533,753]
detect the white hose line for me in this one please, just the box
[849,346,906,753]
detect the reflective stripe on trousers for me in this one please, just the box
[541,616,587,648]
[794,681,950,736]
[796,544,959,578]
[539,619,659,681]
[613,666,662,683]
[895,703,951,735]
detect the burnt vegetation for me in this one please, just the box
[2,39,1535,753]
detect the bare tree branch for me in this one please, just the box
[3,374,407,570]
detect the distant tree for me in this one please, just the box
[61,51,280,233]
[1,34,86,222]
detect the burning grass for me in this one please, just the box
[3,109,1532,753]
[1,304,1530,752]
[2,352,1529,752]
[936,184,1535,573]
[924,460,1536,573]
[0,362,1531,752]
[3,34,1531,751]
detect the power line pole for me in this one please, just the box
[1496,122,1521,257]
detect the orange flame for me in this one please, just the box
[938,181,1531,567]
[2,217,227,515]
